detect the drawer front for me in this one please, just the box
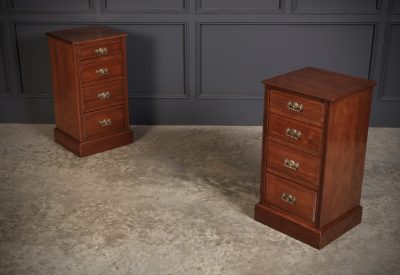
[268,113,324,154]
[80,57,123,86]
[269,89,326,127]
[82,80,124,112]
[266,140,321,186]
[78,40,121,60]
[265,172,317,223]
[84,106,126,140]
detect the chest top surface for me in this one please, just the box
[45,26,127,45]
[263,67,376,102]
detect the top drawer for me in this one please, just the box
[78,40,121,61]
[269,89,326,127]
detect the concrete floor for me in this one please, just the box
[0,124,399,275]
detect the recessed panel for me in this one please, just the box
[199,0,280,12]
[10,0,92,12]
[293,0,378,13]
[15,24,79,95]
[15,24,186,97]
[15,24,78,95]
[199,24,374,98]
[112,24,186,97]
[380,24,400,99]
[389,0,400,13]
[103,0,185,12]
[0,55,5,93]
[0,28,7,94]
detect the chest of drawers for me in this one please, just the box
[46,26,133,157]
[255,67,376,249]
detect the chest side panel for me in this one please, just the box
[48,37,82,141]
[319,89,373,227]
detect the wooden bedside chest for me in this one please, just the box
[255,67,376,249]
[46,26,133,157]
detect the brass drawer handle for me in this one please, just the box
[281,192,296,205]
[95,47,108,55]
[283,158,299,171]
[99,118,112,127]
[96,68,109,76]
[287,101,303,112]
[285,128,301,140]
[97,91,111,100]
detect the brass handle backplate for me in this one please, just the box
[95,47,108,55]
[99,118,112,127]
[281,192,296,205]
[283,158,299,171]
[97,91,111,100]
[96,68,109,76]
[285,128,301,140]
[287,101,303,112]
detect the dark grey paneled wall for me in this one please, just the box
[0,0,399,126]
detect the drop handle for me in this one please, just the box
[97,91,111,100]
[283,159,299,171]
[285,128,301,140]
[95,47,108,55]
[99,118,112,127]
[96,68,109,76]
[281,192,296,205]
[287,101,303,112]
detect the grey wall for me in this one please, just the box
[0,0,399,126]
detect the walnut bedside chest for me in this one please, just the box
[46,26,133,157]
[255,67,376,249]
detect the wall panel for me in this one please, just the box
[292,0,379,13]
[115,24,187,98]
[14,24,79,97]
[198,0,281,13]
[102,0,186,13]
[9,0,94,13]
[379,24,400,100]
[13,23,187,98]
[389,0,400,13]
[198,23,374,99]
[0,23,9,96]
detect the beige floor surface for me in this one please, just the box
[0,125,399,275]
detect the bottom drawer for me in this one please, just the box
[84,105,126,140]
[265,172,317,223]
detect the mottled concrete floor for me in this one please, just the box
[0,125,399,275]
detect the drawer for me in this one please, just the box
[82,80,124,113]
[83,105,126,140]
[268,113,324,154]
[80,56,123,86]
[266,140,321,186]
[265,172,317,223]
[269,89,326,127]
[78,40,121,60]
